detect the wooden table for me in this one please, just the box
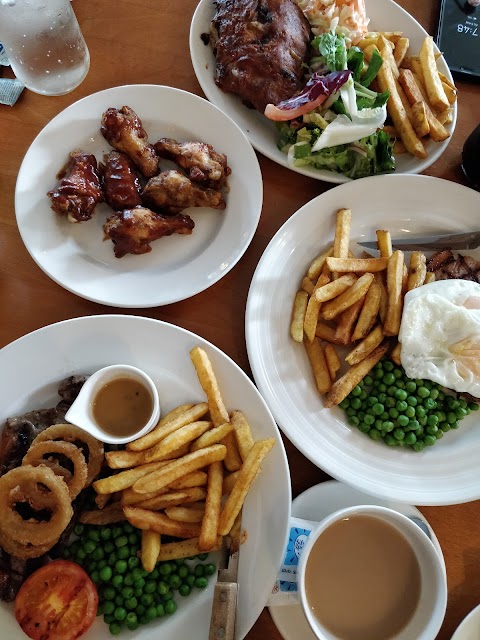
[0,1,479,638]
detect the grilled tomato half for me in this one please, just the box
[14,560,98,640]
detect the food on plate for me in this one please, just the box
[427,249,480,284]
[210,0,312,112]
[208,0,457,178]
[399,280,480,397]
[14,560,98,640]
[103,207,195,258]
[290,207,479,450]
[339,358,478,451]
[47,151,103,223]
[100,105,159,178]
[101,150,142,210]
[48,105,231,257]
[154,138,231,188]
[142,169,226,214]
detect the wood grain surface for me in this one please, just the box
[0,1,479,638]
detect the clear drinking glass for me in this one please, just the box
[0,0,90,96]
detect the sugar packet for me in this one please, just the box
[267,516,317,606]
[0,43,9,66]
[0,42,25,105]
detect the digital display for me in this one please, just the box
[436,0,480,77]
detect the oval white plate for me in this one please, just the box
[15,85,262,307]
[246,174,480,506]
[0,315,290,640]
[451,604,480,640]
[270,480,446,640]
[190,0,456,183]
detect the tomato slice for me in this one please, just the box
[15,560,98,640]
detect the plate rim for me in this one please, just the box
[14,84,263,308]
[245,174,480,506]
[189,0,457,184]
[0,313,292,639]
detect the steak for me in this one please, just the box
[210,0,311,112]
[427,250,480,284]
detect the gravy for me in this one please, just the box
[305,515,421,640]
[92,377,153,437]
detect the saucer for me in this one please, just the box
[451,604,480,640]
[269,480,446,640]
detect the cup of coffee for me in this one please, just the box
[297,505,447,640]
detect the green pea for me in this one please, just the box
[156,604,165,618]
[435,429,444,440]
[409,420,420,431]
[348,416,360,427]
[127,621,139,631]
[185,575,196,587]
[393,428,405,441]
[405,432,417,445]
[74,524,85,536]
[107,553,117,566]
[369,428,381,441]
[194,564,205,577]
[350,397,362,410]
[145,606,157,621]
[427,415,439,426]
[405,406,415,419]
[125,597,138,611]
[132,567,144,581]
[351,386,362,397]
[157,581,169,596]
[397,415,409,427]
[84,540,96,555]
[109,622,122,635]
[424,435,436,446]
[395,380,406,390]
[177,565,189,579]
[100,566,113,583]
[456,407,467,419]
[144,581,156,594]
[377,393,387,404]
[92,547,105,562]
[384,372,395,386]
[394,389,407,401]
[364,375,374,386]
[195,577,208,589]
[77,548,87,561]
[385,435,397,446]
[387,385,397,397]
[91,570,100,584]
[447,412,457,424]
[134,588,143,598]
[372,403,384,416]
[112,526,123,539]
[450,421,460,429]
[165,600,177,615]
[396,400,408,413]
[115,535,128,548]
[103,600,115,615]
[360,390,368,401]
[114,607,127,622]
[415,406,426,418]
[405,381,416,393]
[117,546,129,560]
[161,590,173,602]
[358,423,370,433]
[179,584,191,597]
[100,527,112,541]
[203,562,217,576]
[374,368,383,379]
[429,389,439,400]
[440,422,451,432]
[115,560,128,574]
[126,612,137,626]
[122,586,134,599]
[418,386,430,398]
[114,595,123,607]
[383,360,393,372]
[128,556,140,570]
[128,533,138,545]
[104,613,115,624]
[133,578,145,590]
[363,414,375,426]
[339,399,350,410]
[124,574,134,586]
[418,416,428,426]
[141,593,154,606]
[382,421,394,433]
[104,541,115,554]
[168,574,181,590]
[413,441,425,452]
[424,398,436,411]
[469,402,479,411]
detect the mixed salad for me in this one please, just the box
[265,30,394,179]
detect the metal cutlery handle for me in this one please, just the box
[209,581,238,640]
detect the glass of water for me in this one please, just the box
[0,0,90,96]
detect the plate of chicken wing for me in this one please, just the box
[15,85,262,307]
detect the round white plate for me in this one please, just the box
[452,604,480,640]
[190,0,456,183]
[269,480,445,640]
[15,85,262,307]
[246,174,480,506]
[0,315,291,640]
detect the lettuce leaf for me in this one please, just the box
[361,49,384,87]
[311,32,347,72]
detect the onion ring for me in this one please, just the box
[30,424,104,486]
[0,465,72,546]
[0,527,54,559]
[22,441,88,500]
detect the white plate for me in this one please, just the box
[246,174,480,506]
[190,0,456,183]
[269,480,445,640]
[452,604,480,640]
[15,85,262,307]
[0,315,291,640]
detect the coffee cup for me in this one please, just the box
[297,505,447,640]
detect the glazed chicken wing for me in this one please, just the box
[101,106,158,178]
[153,138,231,188]
[47,151,103,223]
[142,170,226,214]
[210,0,311,113]
[103,207,195,258]
[101,151,142,210]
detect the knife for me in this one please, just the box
[357,231,480,252]
[208,532,240,640]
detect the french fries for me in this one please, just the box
[304,273,330,342]
[290,290,309,342]
[398,69,449,142]
[91,347,275,569]
[332,208,352,279]
[291,208,432,408]
[419,36,450,112]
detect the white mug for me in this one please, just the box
[297,505,447,640]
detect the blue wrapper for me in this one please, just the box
[0,43,10,66]
[0,78,24,106]
[268,516,317,606]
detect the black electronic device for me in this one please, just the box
[436,0,480,79]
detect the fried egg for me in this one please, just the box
[399,279,480,397]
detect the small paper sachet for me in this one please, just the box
[267,516,317,606]
[0,42,25,105]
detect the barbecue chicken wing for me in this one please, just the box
[47,151,103,223]
[142,170,226,214]
[153,138,231,188]
[103,207,195,258]
[101,106,158,177]
[210,0,311,112]
[101,151,142,210]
